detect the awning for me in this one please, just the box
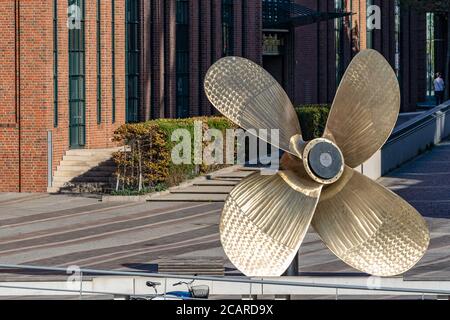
[263,2,353,29]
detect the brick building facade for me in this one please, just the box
[0,0,447,192]
[135,0,447,121]
[0,0,126,192]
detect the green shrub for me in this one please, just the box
[112,106,330,193]
[112,117,236,192]
[295,104,330,140]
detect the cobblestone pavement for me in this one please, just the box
[0,142,449,281]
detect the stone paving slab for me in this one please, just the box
[377,141,450,281]
[0,141,450,286]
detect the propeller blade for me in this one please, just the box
[312,167,430,276]
[324,49,400,168]
[220,171,322,276]
[204,56,302,155]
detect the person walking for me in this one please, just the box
[434,72,445,106]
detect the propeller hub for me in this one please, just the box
[303,138,344,185]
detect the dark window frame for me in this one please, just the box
[176,0,190,118]
[68,0,86,148]
[222,0,234,56]
[112,0,116,123]
[426,12,435,97]
[366,0,374,49]
[126,0,140,123]
[97,0,102,124]
[335,0,345,87]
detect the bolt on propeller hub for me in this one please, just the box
[303,138,344,184]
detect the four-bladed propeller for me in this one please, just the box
[204,49,430,277]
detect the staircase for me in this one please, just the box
[48,148,121,194]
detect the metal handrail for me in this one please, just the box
[1,263,450,296]
[0,284,129,298]
[388,100,450,144]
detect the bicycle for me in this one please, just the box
[166,279,210,299]
[128,279,209,300]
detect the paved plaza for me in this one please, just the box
[0,141,449,282]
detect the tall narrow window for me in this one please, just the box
[222,0,234,56]
[366,0,373,49]
[53,0,58,127]
[112,0,116,123]
[97,0,102,124]
[394,0,401,78]
[126,0,140,123]
[68,0,86,148]
[335,0,345,86]
[176,0,189,118]
[426,13,435,97]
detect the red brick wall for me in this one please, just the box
[0,0,126,193]
[0,1,435,193]
[0,1,20,192]
[21,0,53,192]
[289,0,426,112]
[0,0,53,193]
[140,0,262,120]
[83,0,126,149]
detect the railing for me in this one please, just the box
[360,100,450,180]
[0,264,449,300]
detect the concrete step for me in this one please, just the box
[57,165,116,172]
[53,176,116,185]
[70,176,116,183]
[210,171,254,179]
[54,170,115,178]
[194,180,239,187]
[58,182,114,194]
[65,148,122,156]
[60,159,115,166]
[52,176,72,183]
[171,186,234,194]
[51,147,120,194]
[148,193,227,202]
[52,180,113,188]
[47,186,61,193]
[63,155,116,162]
[239,167,264,172]
[208,177,243,182]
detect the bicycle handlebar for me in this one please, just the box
[173,280,195,287]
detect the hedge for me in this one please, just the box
[295,104,330,140]
[112,105,330,193]
[112,117,236,192]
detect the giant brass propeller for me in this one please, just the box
[204,49,430,277]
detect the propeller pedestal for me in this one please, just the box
[283,253,299,276]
